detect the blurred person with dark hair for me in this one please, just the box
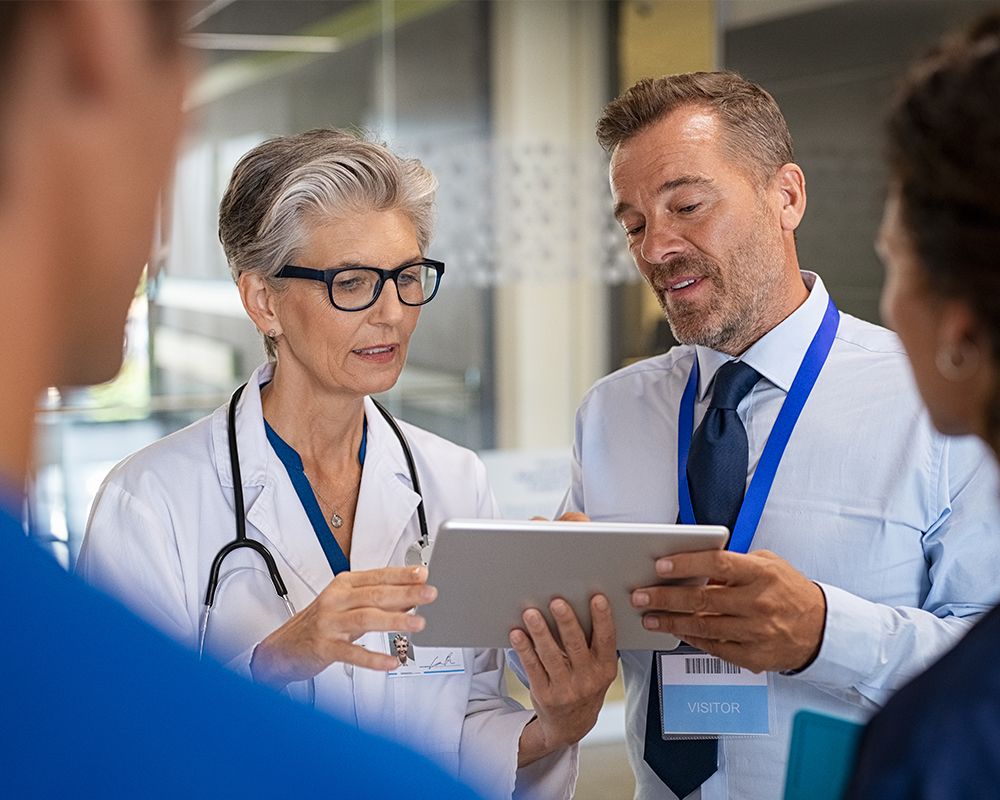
[0,2,481,796]
[557,68,1000,799]
[848,13,1000,798]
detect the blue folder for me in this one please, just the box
[783,709,864,800]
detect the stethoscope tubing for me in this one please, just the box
[197,382,429,704]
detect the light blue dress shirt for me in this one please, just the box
[560,272,1000,800]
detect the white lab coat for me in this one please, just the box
[78,363,577,800]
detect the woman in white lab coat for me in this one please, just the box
[78,130,617,799]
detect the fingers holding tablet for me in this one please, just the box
[509,594,619,754]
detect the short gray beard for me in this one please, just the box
[654,224,788,356]
[668,278,776,356]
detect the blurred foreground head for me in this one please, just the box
[0,0,189,388]
[879,12,1000,448]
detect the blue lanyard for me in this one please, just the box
[677,297,840,554]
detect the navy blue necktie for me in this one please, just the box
[644,360,761,799]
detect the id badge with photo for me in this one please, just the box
[385,632,466,678]
[655,645,772,738]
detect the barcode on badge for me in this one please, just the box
[684,657,742,675]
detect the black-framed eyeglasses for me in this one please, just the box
[275,259,445,312]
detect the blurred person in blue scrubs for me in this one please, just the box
[561,70,1000,800]
[849,13,1000,798]
[0,1,480,796]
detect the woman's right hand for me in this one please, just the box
[249,565,436,688]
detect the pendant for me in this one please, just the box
[331,512,344,529]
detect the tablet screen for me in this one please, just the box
[414,519,728,651]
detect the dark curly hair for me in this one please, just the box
[887,12,1000,446]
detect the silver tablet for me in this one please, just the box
[414,519,729,651]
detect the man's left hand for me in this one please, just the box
[631,549,826,673]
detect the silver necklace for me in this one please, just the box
[310,478,358,530]
[303,424,365,531]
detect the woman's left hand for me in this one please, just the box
[510,593,618,767]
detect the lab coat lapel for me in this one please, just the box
[349,397,422,571]
[212,363,335,597]
[246,473,335,597]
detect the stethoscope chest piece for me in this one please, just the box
[405,540,433,567]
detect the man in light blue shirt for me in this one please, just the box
[563,72,1000,799]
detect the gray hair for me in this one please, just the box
[218,128,438,359]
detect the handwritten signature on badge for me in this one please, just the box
[428,652,459,669]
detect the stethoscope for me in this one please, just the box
[197,382,432,684]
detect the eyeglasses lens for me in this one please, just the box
[330,265,438,310]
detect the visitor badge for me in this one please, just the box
[385,632,466,678]
[656,645,771,737]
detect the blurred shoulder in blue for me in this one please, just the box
[0,497,478,799]
[847,604,1000,799]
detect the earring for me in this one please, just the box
[266,329,278,339]
[935,341,981,382]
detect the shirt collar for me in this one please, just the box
[695,271,829,400]
[0,472,24,518]
[0,472,24,530]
